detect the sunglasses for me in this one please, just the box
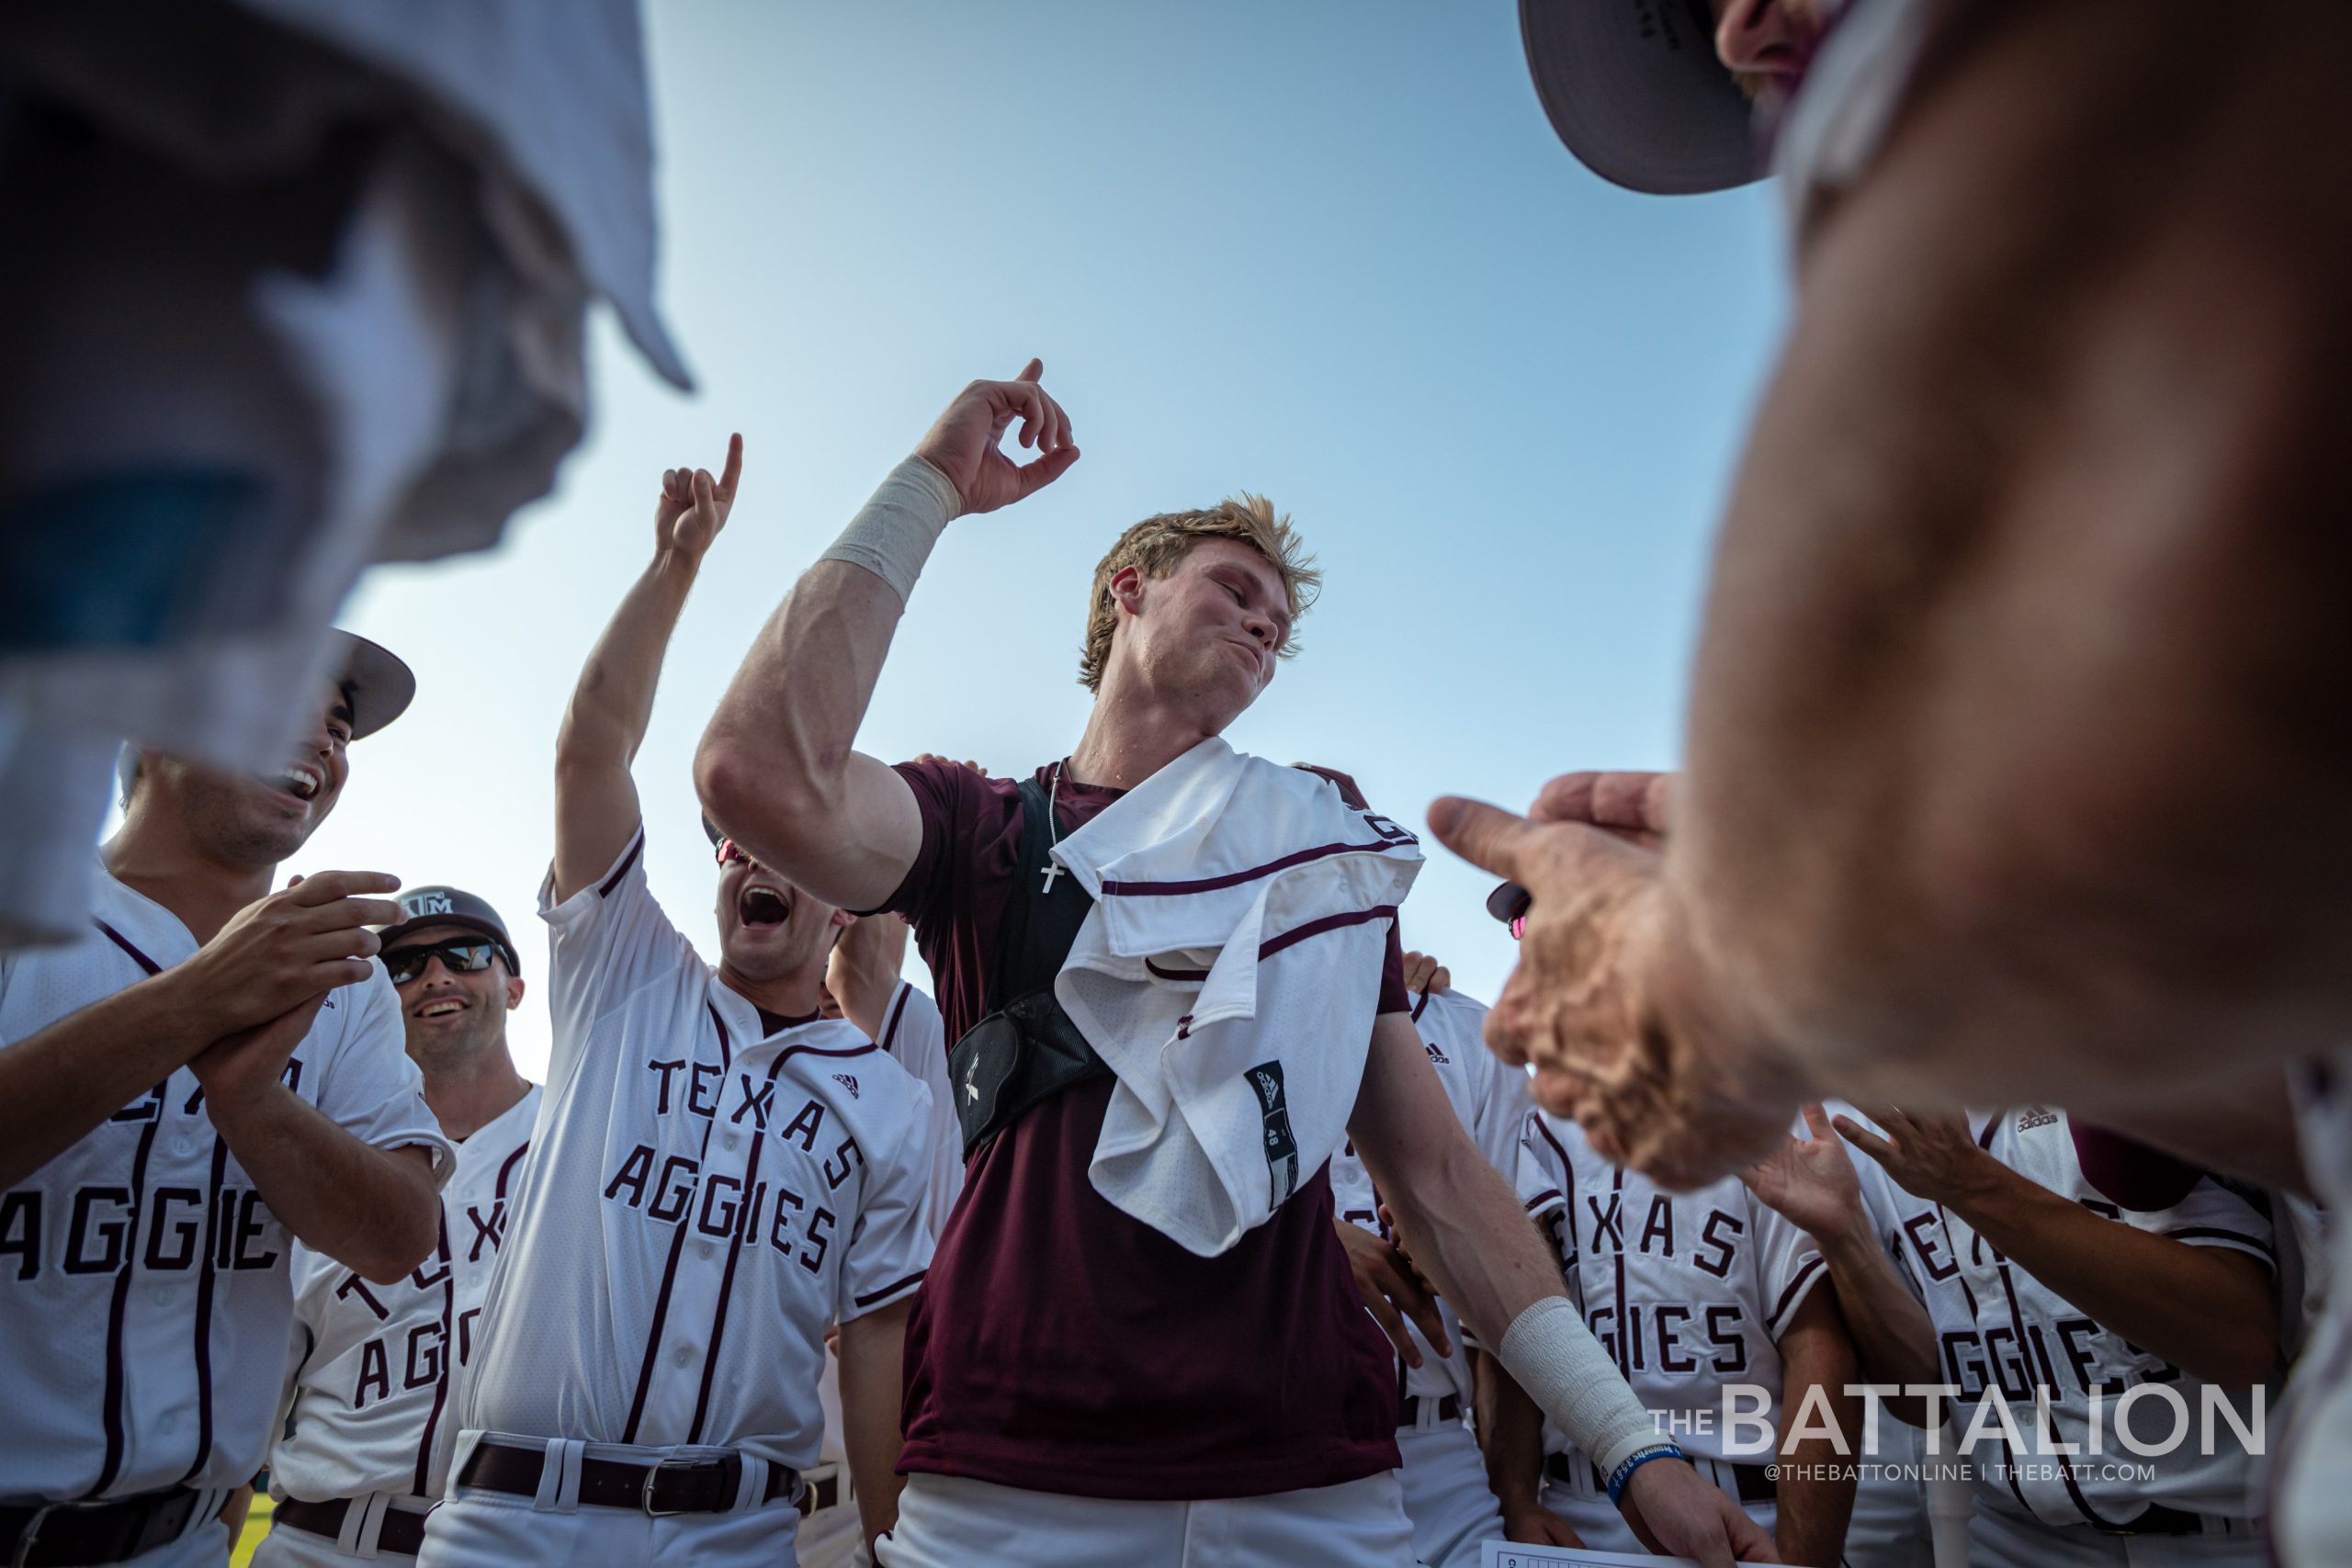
[385,940,500,986]
[716,837,760,868]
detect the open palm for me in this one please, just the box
[1742,1103,1862,1243]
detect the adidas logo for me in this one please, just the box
[833,1073,860,1100]
[2017,1108,2057,1133]
[1423,1040,1451,1066]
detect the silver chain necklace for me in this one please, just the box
[1040,761,1066,893]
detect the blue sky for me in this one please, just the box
[300,0,1790,1077]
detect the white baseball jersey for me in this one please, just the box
[1515,1107,1830,1465]
[1869,1108,2274,1528]
[2279,1044,2352,1567]
[455,829,936,1473]
[0,868,453,1504]
[270,1084,541,1506]
[871,980,961,1234]
[1328,985,1525,1405]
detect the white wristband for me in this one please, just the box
[1498,1295,1658,1479]
[817,455,962,604]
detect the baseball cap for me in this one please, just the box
[378,886,522,977]
[330,629,416,740]
[1521,0,1761,195]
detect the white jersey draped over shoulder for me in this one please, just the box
[272,1084,540,1506]
[455,829,936,1473]
[0,868,451,1505]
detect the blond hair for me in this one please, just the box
[1077,495,1321,694]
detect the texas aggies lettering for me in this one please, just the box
[421,827,935,1566]
[0,872,451,1562]
[1855,1108,2275,1561]
[1516,1106,1830,1554]
[259,1084,539,1562]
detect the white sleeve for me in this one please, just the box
[1329,1140,1380,1230]
[877,983,963,1234]
[1515,1108,1572,1227]
[313,968,455,1184]
[2143,1176,2277,1272]
[537,826,696,1092]
[1747,1182,1831,1337]
[836,1080,936,1323]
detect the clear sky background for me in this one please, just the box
[296,0,1791,1080]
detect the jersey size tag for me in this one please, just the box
[1246,1061,1300,1208]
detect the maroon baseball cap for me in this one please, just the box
[377,886,521,977]
[1521,0,1761,195]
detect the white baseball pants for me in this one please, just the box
[873,1470,1414,1568]
[1394,1424,1505,1568]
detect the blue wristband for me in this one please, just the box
[1604,1442,1687,1506]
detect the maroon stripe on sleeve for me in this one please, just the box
[1257,905,1398,963]
[855,1270,927,1309]
[598,831,647,897]
[1409,988,1431,1022]
[1521,1188,1562,1213]
[1099,837,1417,897]
[1767,1255,1827,1336]
[879,986,911,1055]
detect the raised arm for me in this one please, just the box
[695,364,1076,913]
[1741,1107,1940,1421]
[1843,1111,2279,1390]
[1431,2,2352,1182]
[552,435,741,903]
[827,908,911,1043]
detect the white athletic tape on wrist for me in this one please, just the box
[1498,1295,1658,1478]
[817,455,962,604]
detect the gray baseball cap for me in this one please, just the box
[378,886,521,977]
[1521,0,1761,195]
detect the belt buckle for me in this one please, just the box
[10,1503,55,1568]
[639,1456,735,1517]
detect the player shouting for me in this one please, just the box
[416,439,939,1567]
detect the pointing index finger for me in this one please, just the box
[286,871,401,904]
[1424,796,1532,881]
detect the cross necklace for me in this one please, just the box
[1039,761,1067,894]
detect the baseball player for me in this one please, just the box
[1791,1106,2279,1565]
[0,635,452,1568]
[256,888,541,1565]
[1326,954,1526,1568]
[1487,1101,1860,1566]
[697,366,1771,1566]
[415,439,937,1567]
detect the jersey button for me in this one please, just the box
[722,1134,740,1152]
[673,1346,694,1367]
[696,1240,715,1260]
[172,1135,195,1155]
[149,1286,171,1305]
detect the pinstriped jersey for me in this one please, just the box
[1329,985,1527,1405]
[0,869,453,1504]
[456,829,936,1473]
[1515,1107,1829,1466]
[270,1084,539,1505]
[1864,1107,2274,1524]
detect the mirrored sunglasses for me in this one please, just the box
[385,940,499,986]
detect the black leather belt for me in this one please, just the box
[1544,1450,1777,1506]
[275,1496,432,1557]
[458,1441,799,1517]
[2098,1500,2227,1539]
[1398,1393,1462,1428]
[799,1472,841,1516]
[0,1487,204,1568]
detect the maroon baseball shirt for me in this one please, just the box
[882,758,1408,1500]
